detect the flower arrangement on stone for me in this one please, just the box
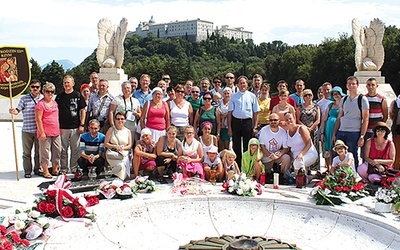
[97,179,134,199]
[0,209,52,249]
[375,186,399,204]
[33,175,97,222]
[311,166,369,206]
[222,173,263,197]
[377,175,400,214]
[131,176,156,193]
[171,172,209,195]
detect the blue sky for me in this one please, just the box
[2,0,400,66]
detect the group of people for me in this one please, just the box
[11,72,398,187]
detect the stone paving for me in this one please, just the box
[0,121,399,250]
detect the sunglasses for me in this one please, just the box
[376,128,386,133]
[31,85,40,89]
[162,78,170,81]
[203,97,212,100]
[225,76,234,79]
[185,131,194,135]
[175,90,185,93]
[213,81,221,84]
[45,90,54,94]
[191,91,199,93]
[116,118,125,121]
[304,94,312,97]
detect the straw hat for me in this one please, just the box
[373,121,390,135]
[333,140,348,151]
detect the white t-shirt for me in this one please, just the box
[203,154,222,169]
[332,152,356,174]
[317,98,332,116]
[258,125,288,153]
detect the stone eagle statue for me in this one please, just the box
[352,18,385,71]
[96,18,128,68]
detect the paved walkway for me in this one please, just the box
[0,121,399,250]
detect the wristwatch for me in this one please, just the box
[360,135,364,139]
[80,124,85,127]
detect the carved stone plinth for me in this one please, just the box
[354,71,385,85]
[98,67,127,97]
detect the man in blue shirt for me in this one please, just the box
[228,76,260,169]
[9,80,43,177]
[289,79,305,106]
[132,74,152,107]
[77,119,105,176]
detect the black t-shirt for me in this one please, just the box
[55,90,87,129]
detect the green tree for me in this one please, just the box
[40,61,65,94]
[30,58,41,82]
[382,25,400,94]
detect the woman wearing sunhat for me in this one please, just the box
[357,122,395,184]
[320,86,345,171]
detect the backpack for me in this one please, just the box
[391,98,400,134]
[342,94,363,119]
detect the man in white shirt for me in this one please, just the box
[317,82,333,115]
[259,113,291,181]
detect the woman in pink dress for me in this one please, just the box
[178,126,204,179]
[140,87,170,143]
[35,82,61,178]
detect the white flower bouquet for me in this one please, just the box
[223,173,262,197]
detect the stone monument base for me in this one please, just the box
[98,68,128,97]
[354,71,385,85]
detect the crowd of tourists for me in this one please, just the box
[10,72,399,187]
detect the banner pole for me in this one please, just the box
[9,80,19,180]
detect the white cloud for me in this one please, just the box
[2,0,400,65]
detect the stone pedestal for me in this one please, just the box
[98,68,128,97]
[354,71,385,85]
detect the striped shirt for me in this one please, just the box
[79,132,105,155]
[16,93,43,133]
[366,93,385,132]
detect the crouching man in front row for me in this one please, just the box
[77,119,106,176]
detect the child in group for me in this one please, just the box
[241,138,265,181]
[331,140,356,175]
[212,92,222,108]
[221,149,240,180]
[203,145,223,182]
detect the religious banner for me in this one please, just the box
[0,46,30,98]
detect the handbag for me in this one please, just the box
[106,148,124,160]
[367,163,380,175]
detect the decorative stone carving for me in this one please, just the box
[96,18,128,68]
[352,18,385,71]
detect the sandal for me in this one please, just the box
[34,170,42,176]
[157,177,167,184]
[43,173,53,179]
[24,173,31,178]
[51,170,59,176]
